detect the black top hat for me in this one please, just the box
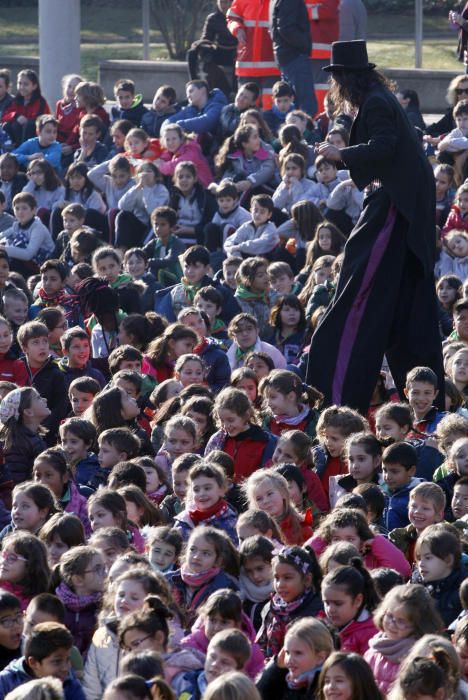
[323,40,376,72]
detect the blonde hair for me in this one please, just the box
[202,672,261,700]
[374,584,443,637]
[448,436,468,470]
[4,678,64,700]
[409,482,446,514]
[244,469,289,512]
[284,618,333,655]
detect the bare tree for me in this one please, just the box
[150,0,215,60]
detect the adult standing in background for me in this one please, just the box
[339,0,367,40]
[305,0,340,113]
[450,3,468,74]
[270,0,316,117]
[227,0,281,108]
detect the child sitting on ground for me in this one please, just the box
[438,229,468,280]
[226,313,286,370]
[203,181,250,253]
[0,193,54,272]
[224,195,279,259]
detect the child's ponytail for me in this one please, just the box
[118,594,173,651]
[399,650,451,700]
[259,370,323,411]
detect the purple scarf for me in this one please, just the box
[271,588,311,617]
[55,581,102,612]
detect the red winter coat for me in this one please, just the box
[227,0,280,78]
[159,141,214,187]
[304,0,340,60]
[338,612,378,655]
[55,99,81,143]
[279,511,313,545]
[2,96,50,124]
[0,354,28,386]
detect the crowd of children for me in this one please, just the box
[0,18,467,700]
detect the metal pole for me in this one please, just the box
[39,0,80,105]
[415,0,423,68]
[143,0,150,60]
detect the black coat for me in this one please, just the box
[257,659,321,700]
[340,84,436,276]
[270,0,312,66]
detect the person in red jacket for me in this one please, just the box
[55,74,84,156]
[2,70,50,148]
[227,0,281,108]
[305,0,340,113]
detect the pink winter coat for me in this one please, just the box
[180,612,265,679]
[338,611,378,655]
[63,481,91,537]
[306,533,411,579]
[159,141,214,187]
[364,633,417,696]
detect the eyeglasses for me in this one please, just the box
[383,611,412,630]
[124,634,152,652]
[83,564,106,576]
[456,87,468,95]
[0,613,23,629]
[0,552,27,564]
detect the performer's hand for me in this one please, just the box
[316,142,342,161]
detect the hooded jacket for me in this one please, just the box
[0,657,85,700]
[195,336,231,392]
[222,146,277,189]
[165,88,228,135]
[338,609,378,655]
[159,141,214,188]
[110,93,148,126]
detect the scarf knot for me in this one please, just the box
[188,499,229,526]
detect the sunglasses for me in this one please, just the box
[456,87,468,95]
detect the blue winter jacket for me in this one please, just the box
[75,452,106,491]
[382,477,424,531]
[165,88,228,135]
[173,501,239,544]
[0,658,85,700]
[198,338,231,392]
[154,275,240,324]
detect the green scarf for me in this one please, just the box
[181,277,202,304]
[111,274,132,288]
[235,283,268,305]
[235,343,256,363]
[211,318,226,335]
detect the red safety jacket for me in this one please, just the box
[227,0,281,78]
[305,0,340,60]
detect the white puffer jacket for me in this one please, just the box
[82,620,120,700]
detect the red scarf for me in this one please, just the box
[188,498,229,526]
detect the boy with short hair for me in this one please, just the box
[176,629,251,699]
[108,345,143,375]
[155,244,240,323]
[224,195,279,258]
[218,82,260,140]
[97,427,140,485]
[59,416,99,492]
[0,192,55,268]
[452,475,468,523]
[143,206,184,284]
[204,182,250,252]
[111,78,148,126]
[404,366,447,434]
[58,327,106,389]
[267,261,299,302]
[438,99,468,156]
[17,320,68,443]
[3,287,29,356]
[0,191,14,233]
[311,156,350,210]
[29,259,78,322]
[73,114,108,166]
[389,481,446,564]
[263,81,295,136]
[0,153,27,212]
[381,441,422,531]
[0,621,84,700]
[166,79,227,136]
[54,203,86,259]
[107,460,147,492]
[12,115,62,172]
[68,376,101,417]
[141,85,178,138]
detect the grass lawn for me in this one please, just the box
[0,3,463,76]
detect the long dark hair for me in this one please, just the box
[328,69,396,113]
[64,162,94,202]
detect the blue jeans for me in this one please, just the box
[281,53,317,117]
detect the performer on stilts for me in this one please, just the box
[306,40,445,415]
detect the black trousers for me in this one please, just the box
[306,189,444,414]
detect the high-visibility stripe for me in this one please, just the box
[226,11,242,20]
[314,42,332,50]
[244,19,270,27]
[315,83,330,90]
[311,7,319,18]
[238,61,278,68]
